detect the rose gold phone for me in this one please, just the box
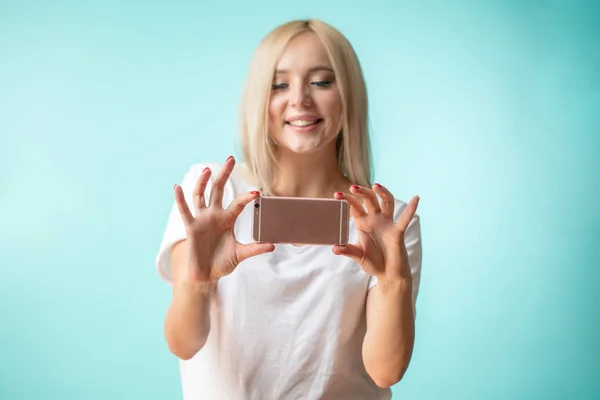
[252,196,350,245]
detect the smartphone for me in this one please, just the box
[252,196,350,245]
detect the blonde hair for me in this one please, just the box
[239,19,372,195]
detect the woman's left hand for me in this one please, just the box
[333,184,419,283]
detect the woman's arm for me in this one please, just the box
[362,278,414,388]
[163,239,215,360]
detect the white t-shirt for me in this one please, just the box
[155,163,422,400]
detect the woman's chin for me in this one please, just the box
[271,129,338,156]
[276,139,338,157]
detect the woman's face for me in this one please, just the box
[268,32,343,157]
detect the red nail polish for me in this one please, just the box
[226,156,234,162]
[351,185,360,190]
[335,191,344,196]
[251,191,260,195]
[202,167,209,173]
[374,183,382,188]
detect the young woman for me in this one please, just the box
[156,19,423,400]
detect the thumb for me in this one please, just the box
[332,243,363,262]
[236,242,275,263]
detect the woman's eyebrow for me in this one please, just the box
[275,66,334,74]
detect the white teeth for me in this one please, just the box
[288,119,319,127]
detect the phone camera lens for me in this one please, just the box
[254,203,260,209]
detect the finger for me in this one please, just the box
[350,185,381,214]
[373,183,395,219]
[174,184,194,226]
[396,196,420,233]
[226,191,261,218]
[236,242,275,263]
[332,243,363,262]
[334,191,366,219]
[192,166,212,214]
[209,156,235,208]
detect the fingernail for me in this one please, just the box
[251,191,260,195]
[335,191,344,196]
[173,184,178,190]
[202,167,209,173]
[226,156,234,162]
[374,183,382,188]
[351,185,360,190]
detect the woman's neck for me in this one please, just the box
[270,147,351,198]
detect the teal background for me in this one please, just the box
[1,0,598,398]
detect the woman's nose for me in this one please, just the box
[291,84,312,108]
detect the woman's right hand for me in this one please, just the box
[173,156,274,284]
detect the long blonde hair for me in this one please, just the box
[239,19,372,195]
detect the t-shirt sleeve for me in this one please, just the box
[367,202,423,318]
[155,163,214,284]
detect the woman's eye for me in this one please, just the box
[271,81,333,90]
[312,81,332,88]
